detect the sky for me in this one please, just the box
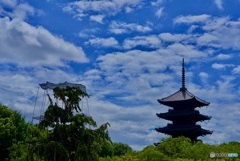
[0,0,240,150]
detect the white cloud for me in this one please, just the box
[151,0,164,6]
[125,6,133,13]
[196,33,219,47]
[109,21,152,34]
[159,33,191,42]
[202,17,229,31]
[174,14,211,24]
[175,16,240,50]
[90,14,105,24]
[11,3,35,20]
[78,28,101,38]
[85,37,119,47]
[202,18,240,50]
[216,54,232,60]
[232,66,240,74]
[0,17,89,67]
[163,43,208,58]
[211,63,224,70]
[199,72,209,79]
[199,72,209,83]
[155,7,164,18]
[63,0,142,20]
[211,63,234,70]
[0,1,37,20]
[215,0,223,10]
[0,0,17,7]
[123,35,161,49]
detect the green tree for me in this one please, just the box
[156,136,192,159]
[33,86,110,161]
[0,105,28,161]
[100,140,114,157]
[139,145,169,161]
[0,105,17,160]
[113,142,132,156]
[188,141,213,160]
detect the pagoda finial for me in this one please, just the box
[181,58,186,91]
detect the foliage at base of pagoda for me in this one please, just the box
[99,137,240,161]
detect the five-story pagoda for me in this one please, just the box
[155,59,212,142]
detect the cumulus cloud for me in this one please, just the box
[159,33,191,42]
[63,0,142,20]
[151,0,164,6]
[215,0,223,10]
[78,28,101,38]
[0,17,89,67]
[199,72,209,78]
[85,37,119,48]
[202,19,240,50]
[216,54,232,60]
[211,63,234,70]
[174,15,240,50]
[0,0,17,8]
[174,14,211,24]
[232,66,240,74]
[0,1,38,20]
[155,7,164,18]
[123,35,161,49]
[90,14,105,24]
[109,21,152,34]
[11,3,35,20]
[199,72,209,83]
[196,33,219,47]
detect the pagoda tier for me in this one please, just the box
[155,59,212,142]
[156,124,212,140]
[158,89,209,108]
[156,109,211,122]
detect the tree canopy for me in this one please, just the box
[31,86,109,161]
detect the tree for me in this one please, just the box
[0,105,28,161]
[156,136,192,159]
[100,140,114,157]
[0,105,17,160]
[33,86,110,161]
[113,142,132,156]
[138,145,169,161]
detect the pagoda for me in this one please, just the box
[155,59,212,142]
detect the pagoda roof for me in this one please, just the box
[157,110,211,121]
[158,88,209,107]
[156,124,213,136]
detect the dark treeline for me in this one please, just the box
[0,87,239,161]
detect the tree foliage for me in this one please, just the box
[0,105,28,161]
[30,86,111,161]
[113,142,132,156]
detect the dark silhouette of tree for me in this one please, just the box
[29,86,111,161]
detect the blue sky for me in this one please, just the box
[1,0,240,150]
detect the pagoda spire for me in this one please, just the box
[180,58,186,91]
